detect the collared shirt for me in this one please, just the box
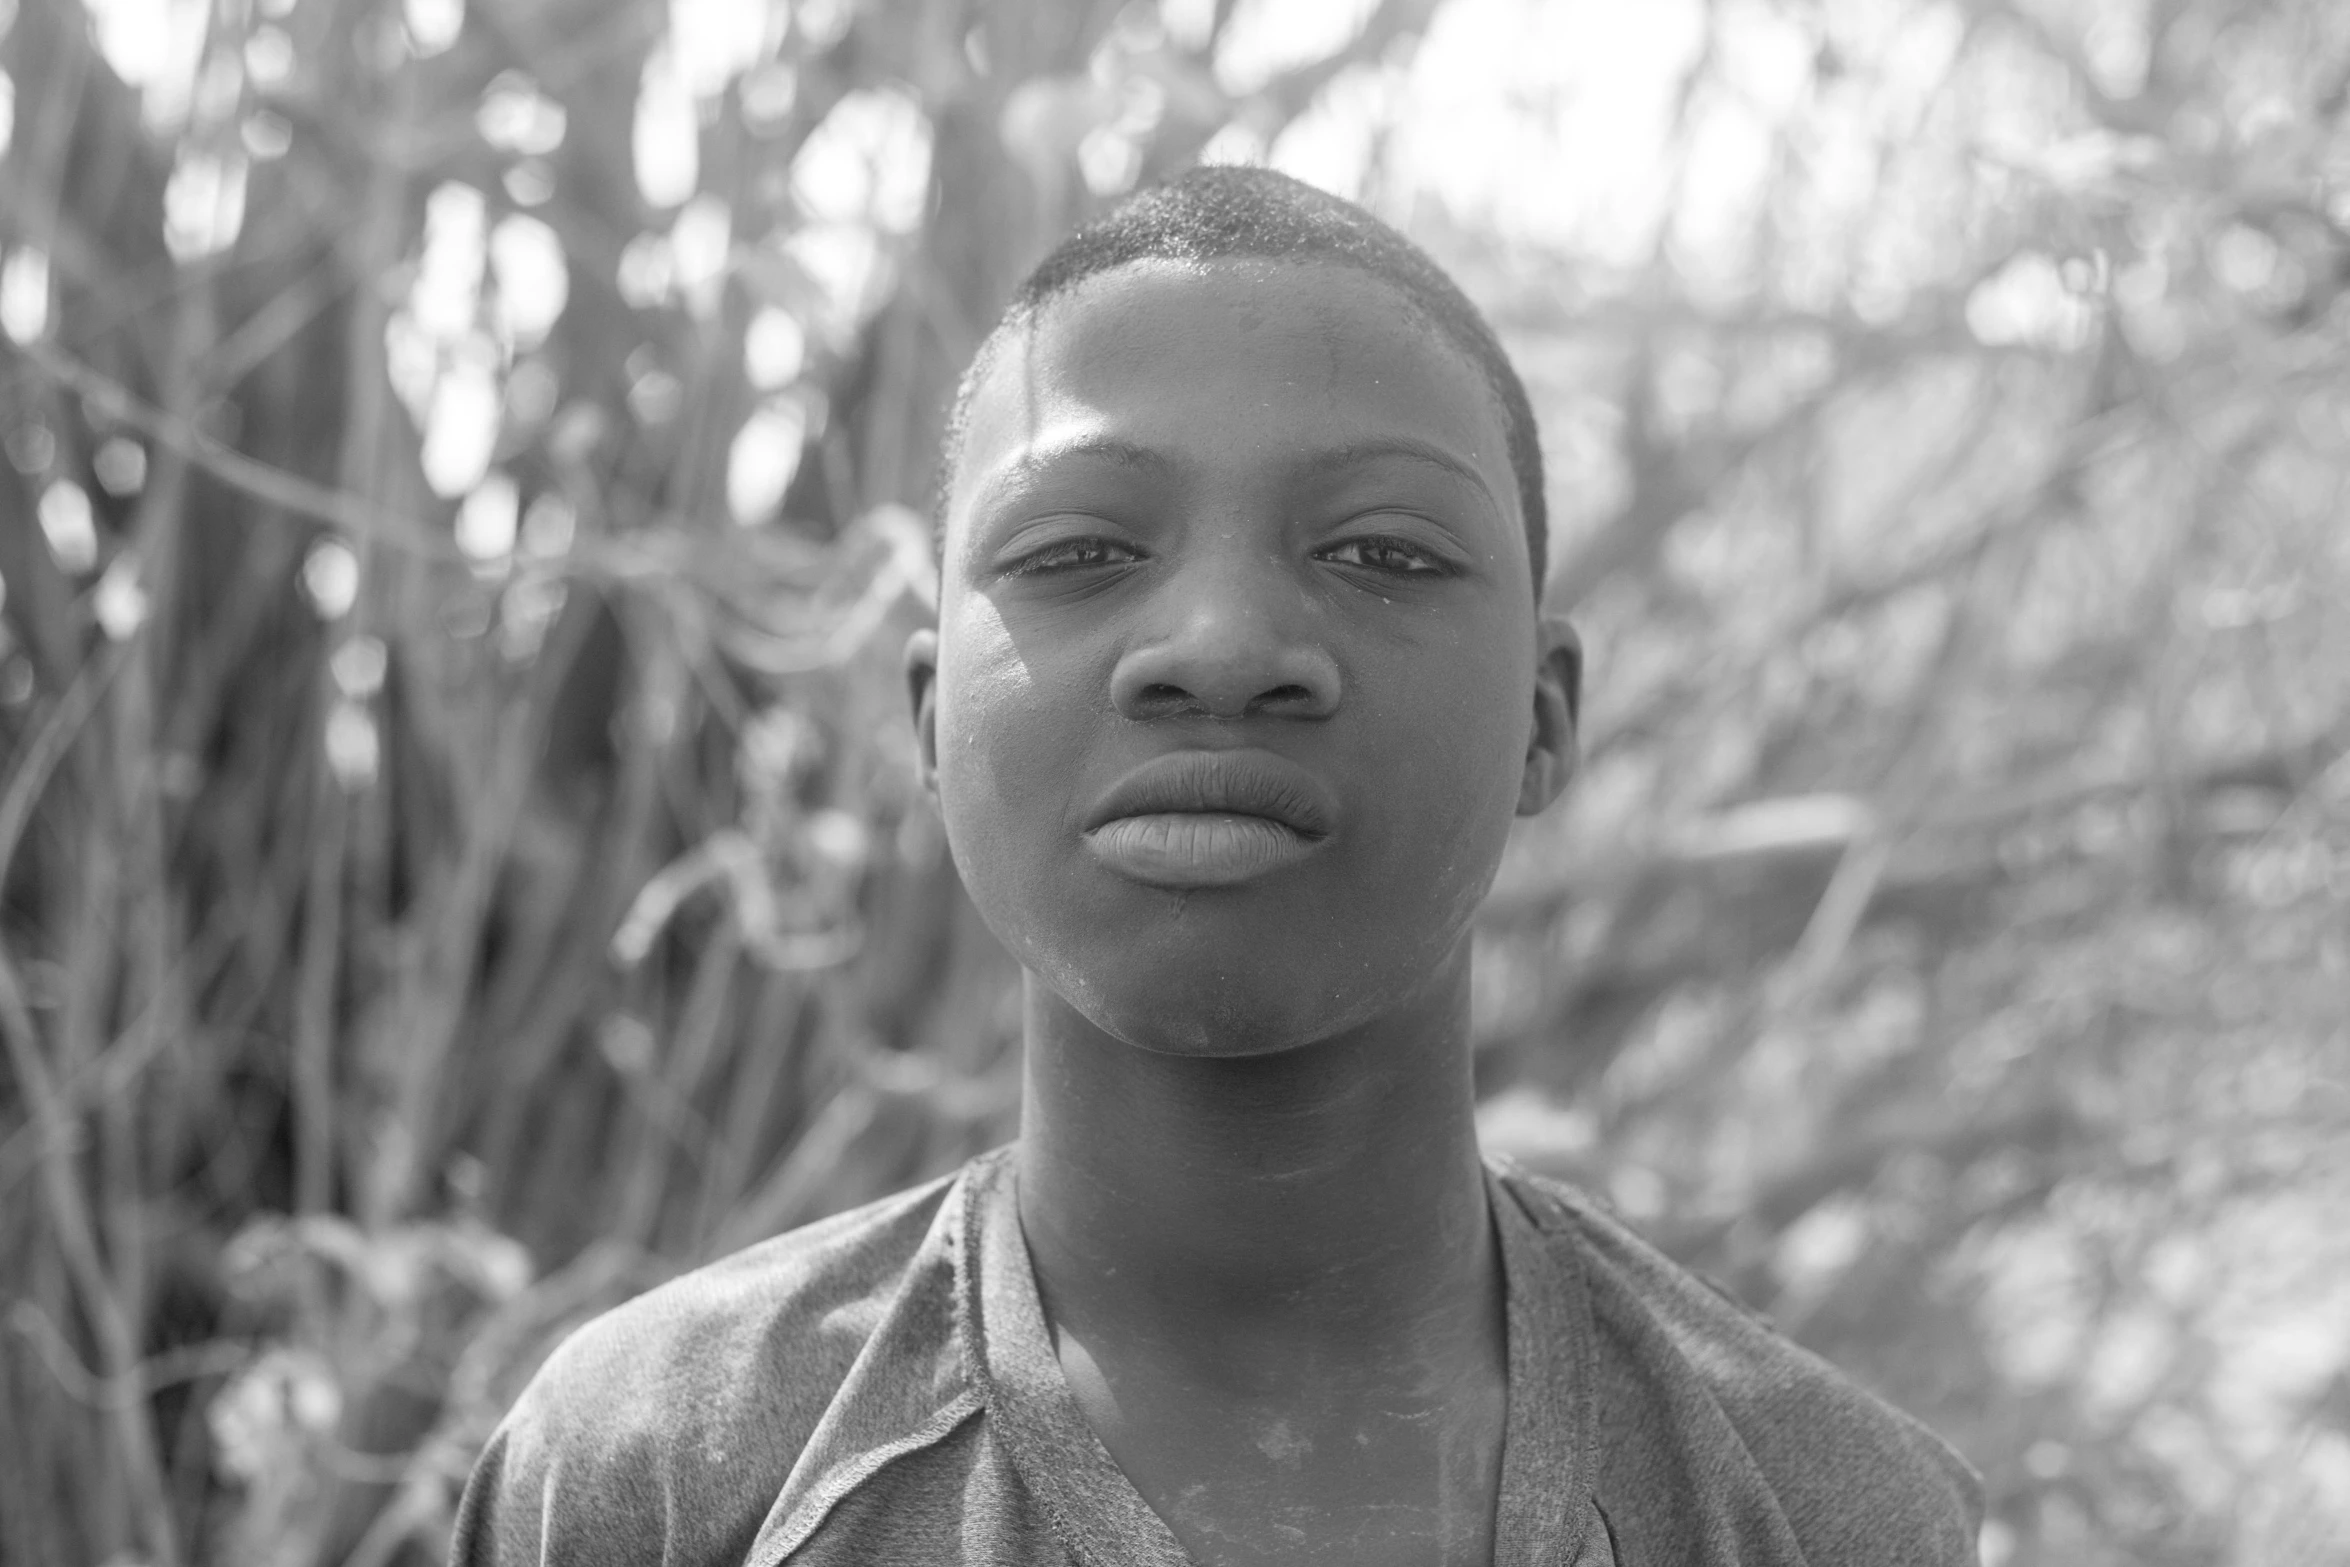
[451,1149,1981,1565]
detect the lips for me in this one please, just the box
[1082,750,1338,889]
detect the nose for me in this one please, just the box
[1109,551,1341,721]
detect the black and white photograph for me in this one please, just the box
[2,0,2346,1562]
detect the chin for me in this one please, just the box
[1023,909,1465,1059]
[1061,978,1341,1059]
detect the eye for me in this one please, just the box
[1006,535,1143,576]
[1316,535,1454,577]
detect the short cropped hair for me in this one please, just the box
[939,166,1548,594]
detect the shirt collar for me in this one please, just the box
[961,1148,1601,1567]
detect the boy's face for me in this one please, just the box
[908,258,1578,1056]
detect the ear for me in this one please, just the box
[903,627,940,794]
[1517,616,1581,817]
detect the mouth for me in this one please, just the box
[1082,750,1337,890]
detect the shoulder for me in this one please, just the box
[521,1165,963,1422]
[1498,1164,1982,1566]
[449,1166,968,1567]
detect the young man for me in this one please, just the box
[452,168,1981,1566]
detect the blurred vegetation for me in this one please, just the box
[1,0,2346,1561]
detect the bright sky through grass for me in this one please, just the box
[67,0,1716,275]
[62,0,2030,326]
[1230,0,2084,340]
[1228,0,1707,261]
[63,0,2099,527]
[61,0,2088,541]
[77,0,207,129]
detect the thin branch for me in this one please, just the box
[1249,0,1441,133]
[6,1302,251,1409]
[0,912,237,1201]
[0,946,182,1567]
[0,639,129,897]
[16,340,456,561]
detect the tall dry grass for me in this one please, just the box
[0,0,1054,1557]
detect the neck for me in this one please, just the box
[1013,954,1494,1357]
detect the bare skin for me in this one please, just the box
[907,258,1580,1564]
[1018,965,1508,1565]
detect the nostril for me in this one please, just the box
[1252,685,1315,712]
[1127,681,1317,719]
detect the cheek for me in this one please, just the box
[936,607,1033,802]
[930,602,1085,916]
[1356,630,1533,910]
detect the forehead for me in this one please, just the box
[948,259,1517,532]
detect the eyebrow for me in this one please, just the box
[1292,437,1502,512]
[981,434,1498,508]
[975,436,1178,509]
